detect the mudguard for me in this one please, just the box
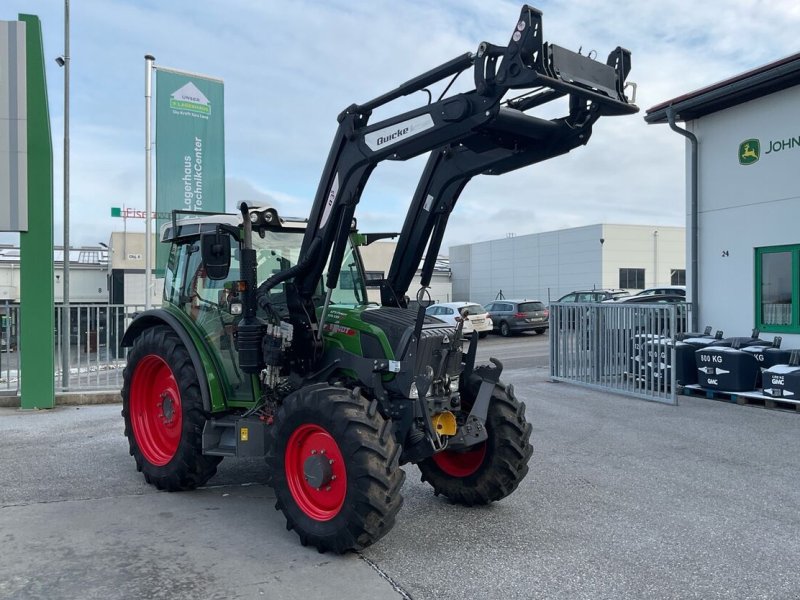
[121,308,226,413]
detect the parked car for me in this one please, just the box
[625,285,686,301]
[425,302,493,337]
[613,293,686,304]
[557,289,631,303]
[484,299,549,336]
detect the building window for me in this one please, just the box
[670,269,686,286]
[619,268,645,289]
[755,245,797,331]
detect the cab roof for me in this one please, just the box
[160,206,308,242]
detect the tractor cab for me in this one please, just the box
[157,206,373,403]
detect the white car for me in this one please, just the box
[425,302,493,337]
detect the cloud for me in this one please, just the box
[10,0,800,253]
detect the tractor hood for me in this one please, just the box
[321,305,453,362]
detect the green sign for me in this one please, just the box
[155,68,225,273]
[738,138,760,165]
[18,14,55,409]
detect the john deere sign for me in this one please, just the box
[738,139,760,165]
[739,135,800,165]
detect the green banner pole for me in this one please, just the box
[19,14,55,409]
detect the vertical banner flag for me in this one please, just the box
[155,67,225,274]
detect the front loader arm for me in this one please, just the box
[382,100,605,307]
[275,5,637,370]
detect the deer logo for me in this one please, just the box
[739,139,760,165]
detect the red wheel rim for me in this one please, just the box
[285,424,347,521]
[130,354,183,466]
[432,443,487,477]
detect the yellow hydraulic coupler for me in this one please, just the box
[431,411,457,436]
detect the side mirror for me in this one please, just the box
[201,232,231,280]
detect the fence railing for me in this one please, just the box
[0,303,148,395]
[549,301,691,405]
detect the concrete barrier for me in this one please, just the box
[0,391,121,408]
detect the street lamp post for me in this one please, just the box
[56,0,71,390]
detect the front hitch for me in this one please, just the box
[447,357,503,450]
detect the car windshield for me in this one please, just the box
[461,304,487,316]
[611,291,631,299]
[519,302,544,312]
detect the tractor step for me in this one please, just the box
[202,415,269,458]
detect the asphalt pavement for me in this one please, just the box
[2,331,799,599]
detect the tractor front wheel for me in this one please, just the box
[122,325,221,491]
[268,385,404,553]
[418,378,533,505]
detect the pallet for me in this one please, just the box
[680,384,800,413]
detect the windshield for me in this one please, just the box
[253,230,304,288]
[252,229,368,307]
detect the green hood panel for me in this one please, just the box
[321,305,396,359]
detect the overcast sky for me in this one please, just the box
[6,0,800,251]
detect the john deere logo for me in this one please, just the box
[169,82,210,116]
[738,139,760,165]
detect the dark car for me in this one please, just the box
[484,299,549,336]
[557,289,631,303]
[610,293,689,335]
[615,294,686,304]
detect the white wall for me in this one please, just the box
[450,224,684,305]
[0,263,109,303]
[689,85,800,344]
[123,273,164,306]
[450,225,604,304]
[54,269,107,303]
[601,224,685,289]
[109,232,156,270]
[359,241,452,304]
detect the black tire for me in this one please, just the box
[534,328,547,335]
[500,321,511,337]
[121,325,221,491]
[267,384,405,553]
[478,331,488,339]
[418,377,533,506]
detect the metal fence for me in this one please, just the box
[0,303,147,395]
[549,302,691,405]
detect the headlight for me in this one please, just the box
[409,382,419,399]
[449,378,459,392]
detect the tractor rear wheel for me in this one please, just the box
[122,325,221,491]
[418,378,533,505]
[267,384,405,553]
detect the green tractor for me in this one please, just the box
[121,5,637,553]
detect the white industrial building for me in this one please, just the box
[0,245,108,304]
[449,224,685,305]
[646,52,800,344]
[359,242,452,304]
